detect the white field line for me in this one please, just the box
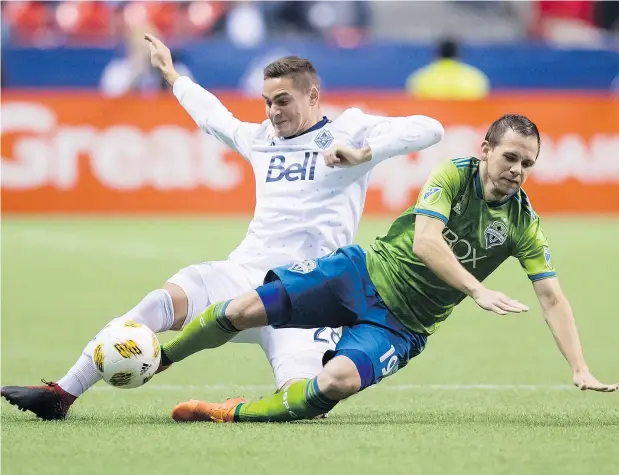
[9,228,191,261]
[91,383,574,392]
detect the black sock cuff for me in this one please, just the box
[160,345,173,366]
[214,300,239,333]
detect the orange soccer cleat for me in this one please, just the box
[171,397,246,423]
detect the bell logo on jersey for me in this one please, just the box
[423,187,442,205]
[314,129,334,150]
[266,152,318,182]
[484,221,508,249]
[289,259,317,274]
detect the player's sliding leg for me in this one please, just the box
[173,314,427,423]
[161,272,352,366]
[161,299,239,364]
[170,246,428,422]
[162,249,369,368]
[167,275,355,422]
[171,254,429,421]
[161,284,279,363]
[1,285,184,420]
[173,355,357,422]
[172,313,427,424]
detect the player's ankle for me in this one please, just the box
[158,346,173,370]
[55,385,77,404]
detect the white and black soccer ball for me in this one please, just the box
[92,321,161,389]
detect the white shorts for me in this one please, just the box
[167,260,337,390]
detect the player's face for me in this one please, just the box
[481,129,539,197]
[263,77,315,137]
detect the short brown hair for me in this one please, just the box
[263,56,318,92]
[485,114,541,156]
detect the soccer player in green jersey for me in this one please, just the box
[161,114,618,423]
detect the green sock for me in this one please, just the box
[162,300,237,362]
[236,378,338,422]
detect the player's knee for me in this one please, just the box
[225,290,268,330]
[319,373,359,400]
[162,283,189,331]
[318,356,362,400]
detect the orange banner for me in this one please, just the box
[2,92,618,214]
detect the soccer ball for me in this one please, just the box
[92,320,161,389]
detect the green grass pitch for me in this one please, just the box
[2,216,618,475]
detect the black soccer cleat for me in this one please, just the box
[1,380,76,420]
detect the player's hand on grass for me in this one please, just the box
[324,145,372,168]
[471,287,529,315]
[572,370,619,392]
[144,33,180,86]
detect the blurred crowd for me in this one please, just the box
[2,1,618,98]
[1,1,371,48]
[2,1,618,49]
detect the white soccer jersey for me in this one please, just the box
[173,76,444,273]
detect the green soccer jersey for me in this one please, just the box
[365,157,557,335]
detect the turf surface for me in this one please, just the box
[2,217,618,475]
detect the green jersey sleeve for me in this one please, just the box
[513,219,557,281]
[413,159,464,224]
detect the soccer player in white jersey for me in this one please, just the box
[1,34,444,420]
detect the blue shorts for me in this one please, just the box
[257,245,427,389]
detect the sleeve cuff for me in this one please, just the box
[413,208,448,224]
[172,76,195,99]
[528,271,557,282]
[366,115,444,164]
[365,135,391,163]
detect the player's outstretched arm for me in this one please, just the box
[533,277,618,392]
[324,113,444,168]
[145,33,259,160]
[413,215,529,315]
